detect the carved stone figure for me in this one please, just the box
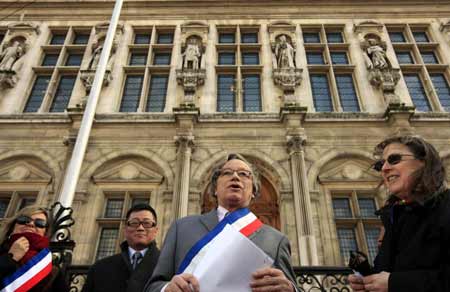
[275,35,295,69]
[182,37,201,70]
[364,38,390,70]
[88,43,103,70]
[0,41,25,71]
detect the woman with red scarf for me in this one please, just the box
[0,205,67,291]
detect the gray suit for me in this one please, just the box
[145,209,297,291]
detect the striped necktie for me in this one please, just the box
[132,252,143,270]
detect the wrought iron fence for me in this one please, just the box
[61,265,353,292]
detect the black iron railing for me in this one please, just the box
[62,265,353,292]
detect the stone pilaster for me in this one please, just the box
[173,135,194,218]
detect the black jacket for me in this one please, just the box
[82,240,160,292]
[0,243,68,292]
[374,189,450,292]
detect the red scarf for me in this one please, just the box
[9,232,49,265]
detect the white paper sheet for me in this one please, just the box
[192,224,274,292]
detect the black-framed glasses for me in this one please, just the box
[372,153,416,172]
[219,169,252,179]
[126,219,156,229]
[16,215,48,229]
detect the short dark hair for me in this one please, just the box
[209,153,260,198]
[374,135,447,201]
[125,203,157,225]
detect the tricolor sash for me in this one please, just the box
[1,248,53,292]
[178,208,263,274]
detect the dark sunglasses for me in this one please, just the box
[16,215,48,229]
[372,153,416,172]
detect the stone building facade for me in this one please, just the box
[0,0,450,268]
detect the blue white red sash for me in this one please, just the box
[1,248,53,292]
[178,208,263,274]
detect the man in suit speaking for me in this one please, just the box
[145,153,297,292]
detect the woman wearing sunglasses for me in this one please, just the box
[349,135,449,292]
[0,205,67,291]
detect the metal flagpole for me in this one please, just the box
[57,0,124,208]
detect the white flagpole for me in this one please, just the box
[58,0,124,207]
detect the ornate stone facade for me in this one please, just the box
[0,1,449,270]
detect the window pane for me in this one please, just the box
[65,54,83,66]
[420,51,438,64]
[42,53,59,66]
[0,198,10,218]
[306,52,324,65]
[50,33,66,45]
[50,76,76,112]
[242,52,259,65]
[219,33,235,44]
[129,53,147,66]
[326,32,343,43]
[337,228,358,264]
[396,51,414,64]
[243,75,261,112]
[120,75,143,112]
[132,198,149,206]
[217,74,235,112]
[96,228,119,260]
[104,199,124,218]
[336,75,360,112]
[430,74,450,111]
[303,32,321,43]
[365,227,381,264]
[311,74,333,112]
[157,33,173,44]
[389,32,406,43]
[146,75,168,112]
[135,33,151,44]
[241,32,258,43]
[18,197,36,210]
[404,74,431,111]
[332,198,352,218]
[358,198,377,218]
[153,53,171,65]
[24,76,51,112]
[413,31,429,43]
[331,52,348,65]
[73,33,89,45]
[218,52,235,65]
[0,33,4,44]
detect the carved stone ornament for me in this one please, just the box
[268,23,303,106]
[440,20,450,42]
[0,33,29,88]
[177,29,207,106]
[80,22,123,94]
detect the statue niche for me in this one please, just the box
[0,37,27,88]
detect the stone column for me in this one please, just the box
[287,135,318,265]
[173,135,194,219]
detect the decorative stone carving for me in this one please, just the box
[440,20,450,42]
[79,22,123,96]
[176,25,207,107]
[268,23,303,106]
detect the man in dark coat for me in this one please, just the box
[83,204,160,292]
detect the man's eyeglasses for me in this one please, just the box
[16,215,48,229]
[219,169,252,179]
[372,153,416,172]
[126,219,156,229]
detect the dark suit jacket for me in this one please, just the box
[145,209,297,291]
[83,240,160,292]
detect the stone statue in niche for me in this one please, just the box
[0,40,25,71]
[182,37,201,70]
[274,35,295,69]
[364,37,391,70]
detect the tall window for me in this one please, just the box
[0,191,38,221]
[305,26,360,112]
[95,192,151,260]
[121,27,173,112]
[332,192,381,265]
[24,27,89,112]
[388,25,448,112]
[216,26,261,112]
